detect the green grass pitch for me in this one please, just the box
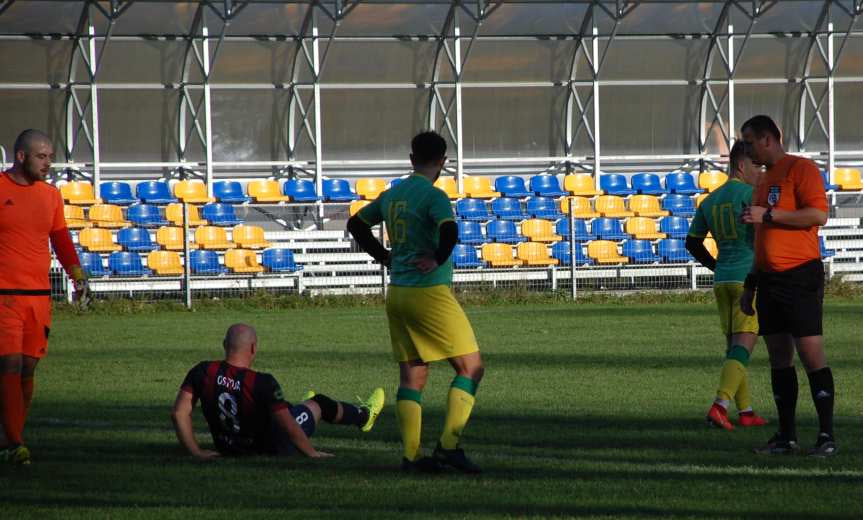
[1,299,862,519]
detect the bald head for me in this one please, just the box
[14,129,52,155]
[223,323,258,355]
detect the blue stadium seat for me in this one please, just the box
[555,218,592,241]
[117,227,157,252]
[551,241,591,266]
[108,251,151,276]
[631,173,666,195]
[456,198,491,221]
[665,173,704,195]
[79,251,108,277]
[190,249,227,274]
[662,193,696,217]
[100,182,137,205]
[622,239,661,263]
[202,203,243,226]
[262,248,303,272]
[659,216,690,239]
[529,175,568,197]
[527,196,563,219]
[283,179,319,202]
[820,236,836,258]
[491,197,529,221]
[600,174,635,196]
[127,204,168,227]
[213,181,252,203]
[495,176,532,198]
[658,239,694,263]
[486,219,524,243]
[453,244,483,268]
[322,179,359,202]
[136,181,178,204]
[821,171,840,191]
[591,217,629,240]
[457,220,485,245]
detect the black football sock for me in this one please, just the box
[337,401,368,427]
[771,367,798,441]
[807,367,835,439]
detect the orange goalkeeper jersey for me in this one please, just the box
[0,172,67,291]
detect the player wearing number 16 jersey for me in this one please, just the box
[171,324,384,459]
[686,141,769,432]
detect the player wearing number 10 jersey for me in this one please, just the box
[686,141,769,432]
[171,324,384,460]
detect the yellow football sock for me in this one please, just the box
[735,371,752,412]
[439,375,478,450]
[717,345,750,403]
[396,388,422,461]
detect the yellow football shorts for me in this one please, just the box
[713,282,758,336]
[385,284,480,363]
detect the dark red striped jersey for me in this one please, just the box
[180,361,291,455]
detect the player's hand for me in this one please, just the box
[740,288,756,316]
[193,449,220,460]
[408,255,439,274]
[741,205,767,224]
[309,450,334,458]
[73,277,90,307]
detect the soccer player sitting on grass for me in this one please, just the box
[686,141,769,431]
[347,131,485,474]
[171,323,384,459]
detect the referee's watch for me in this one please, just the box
[763,208,773,224]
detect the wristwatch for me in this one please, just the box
[763,208,773,223]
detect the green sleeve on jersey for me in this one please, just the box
[356,196,384,226]
[427,189,454,227]
[688,205,709,238]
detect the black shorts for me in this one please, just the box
[258,404,317,456]
[756,260,824,338]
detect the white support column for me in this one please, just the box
[592,26,601,190]
[454,16,465,193]
[727,23,735,147]
[312,18,324,220]
[202,26,214,195]
[827,22,835,182]
[88,23,101,185]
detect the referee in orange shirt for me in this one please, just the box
[739,115,836,457]
[0,129,89,465]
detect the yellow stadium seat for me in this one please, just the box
[248,180,290,203]
[629,195,669,217]
[355,178,387,200]
[174,180,215,204]
[517,242,559,266]
[225,248,264,273]
[560,196,599,218]
[564,173,599,196]
[695,193,709,207]
[60,181,102,205]
[434,177,462,199]
[699,171,728,192]
[166,203,207,227]
[521,219,562,243]
[88,204,130,228]
[156,226,187,251]
[147,250,184,276]
[588,240,629,264]
[232,224,271,249]
[834,168,863,190]
[595,195,634,217]
[625,217,667,240]
[480,243,522,267]
[462,176,500,198]
[78,228,121,252]
[349,200,370,216]
[195,226,235,250]
[704,237,718,259]
[64,205,90,229]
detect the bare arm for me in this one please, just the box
[272,408,333,458]
[171,390,219,460]
[742,206,827,228]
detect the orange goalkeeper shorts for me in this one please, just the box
[0,294,53,359]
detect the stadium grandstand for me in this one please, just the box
[1,0,862,302]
